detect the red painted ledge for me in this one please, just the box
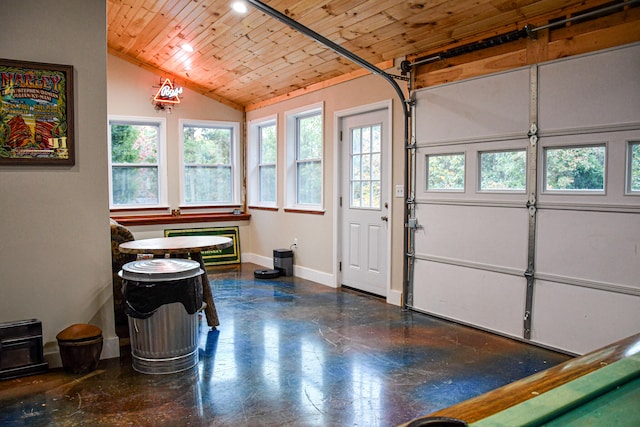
[111,212,251,227]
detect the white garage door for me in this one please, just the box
[411,43,640,355]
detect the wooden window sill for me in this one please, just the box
[248,205,279,211]
[111,212,251,227]
[283,208,325,215]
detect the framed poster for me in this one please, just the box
[165,226,241,266]
[0,59,74,166]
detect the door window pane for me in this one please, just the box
[350,124,381,208]
[479,149,526,191]
[544,145,605,191]
[426,153,465,191]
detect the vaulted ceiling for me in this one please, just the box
[107,0,617,110]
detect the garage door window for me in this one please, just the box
[544,144,605,192]
[628,141,640,193]
[426,153,465,191]
[479,149,526,191]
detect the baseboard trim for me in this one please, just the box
[243,253,336,288]
[387,289,402,306]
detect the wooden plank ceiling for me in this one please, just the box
[107,0,618,110]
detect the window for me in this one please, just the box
[544,144,605,192]
[108,116,166,208]
[479,149,526,191]
[426,153,465,191]
[350,124,381,208]
[285,103,323,209]
[248,117,277,207]
[258,122,277,204]
[628,141,640,193]
[180,120,240,205]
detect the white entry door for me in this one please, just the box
[339,107,389,297]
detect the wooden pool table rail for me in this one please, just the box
[401,332,640,426]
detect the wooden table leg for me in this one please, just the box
[190,252,219,328]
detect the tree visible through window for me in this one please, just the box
[183,124,233,204]
[426,153,465,191]
[296,113,322,205]
[544,145,605,191]
[629,142,640,192]
[351,124,381,208]
[110,122,160,206]
[259,124,276,203]
[480,149,526,191]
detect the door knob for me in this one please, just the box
[381,215,388,222]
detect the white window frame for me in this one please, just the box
[626,140,640,195]
[248,115,278,207]
[107,115,168,209]
[178,119,241,207]
[285,102,324,211]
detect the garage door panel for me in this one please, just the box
[532,280,640,355]
[536,210,640,289]
[414,68,530,143]
[411,44,639,354]
[539,43,640,132]
[414,204,529,269]
[413,260,525,338]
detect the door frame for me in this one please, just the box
[333,99,393,300]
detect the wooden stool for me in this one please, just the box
[56,324,103,374]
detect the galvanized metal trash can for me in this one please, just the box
[119,258,204,374]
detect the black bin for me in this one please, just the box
[273,249,293,276]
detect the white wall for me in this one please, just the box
[245,71,407,299]
[0,5,407,375]
[107,55,245,210]
[0,1,113,366]
[106,56,252,247]
[109,58,408,299]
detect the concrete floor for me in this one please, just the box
[0,263,570,426]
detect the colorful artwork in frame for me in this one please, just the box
[0,58,74,166]
[164,226,241,266]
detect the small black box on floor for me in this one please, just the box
[0,319,48,380]
[273,249,293,276]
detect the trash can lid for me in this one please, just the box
[273,249,293,257]
[119,258,203,282]
[56,324,102,342]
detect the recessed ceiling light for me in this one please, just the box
[231,1,248,14]
[181,43,194,52]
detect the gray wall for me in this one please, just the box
[0,0,114,365]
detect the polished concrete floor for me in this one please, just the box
[0,263,570,426]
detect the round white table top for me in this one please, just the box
[119,235,232,255]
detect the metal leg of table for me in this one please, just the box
[190,252,220,328]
